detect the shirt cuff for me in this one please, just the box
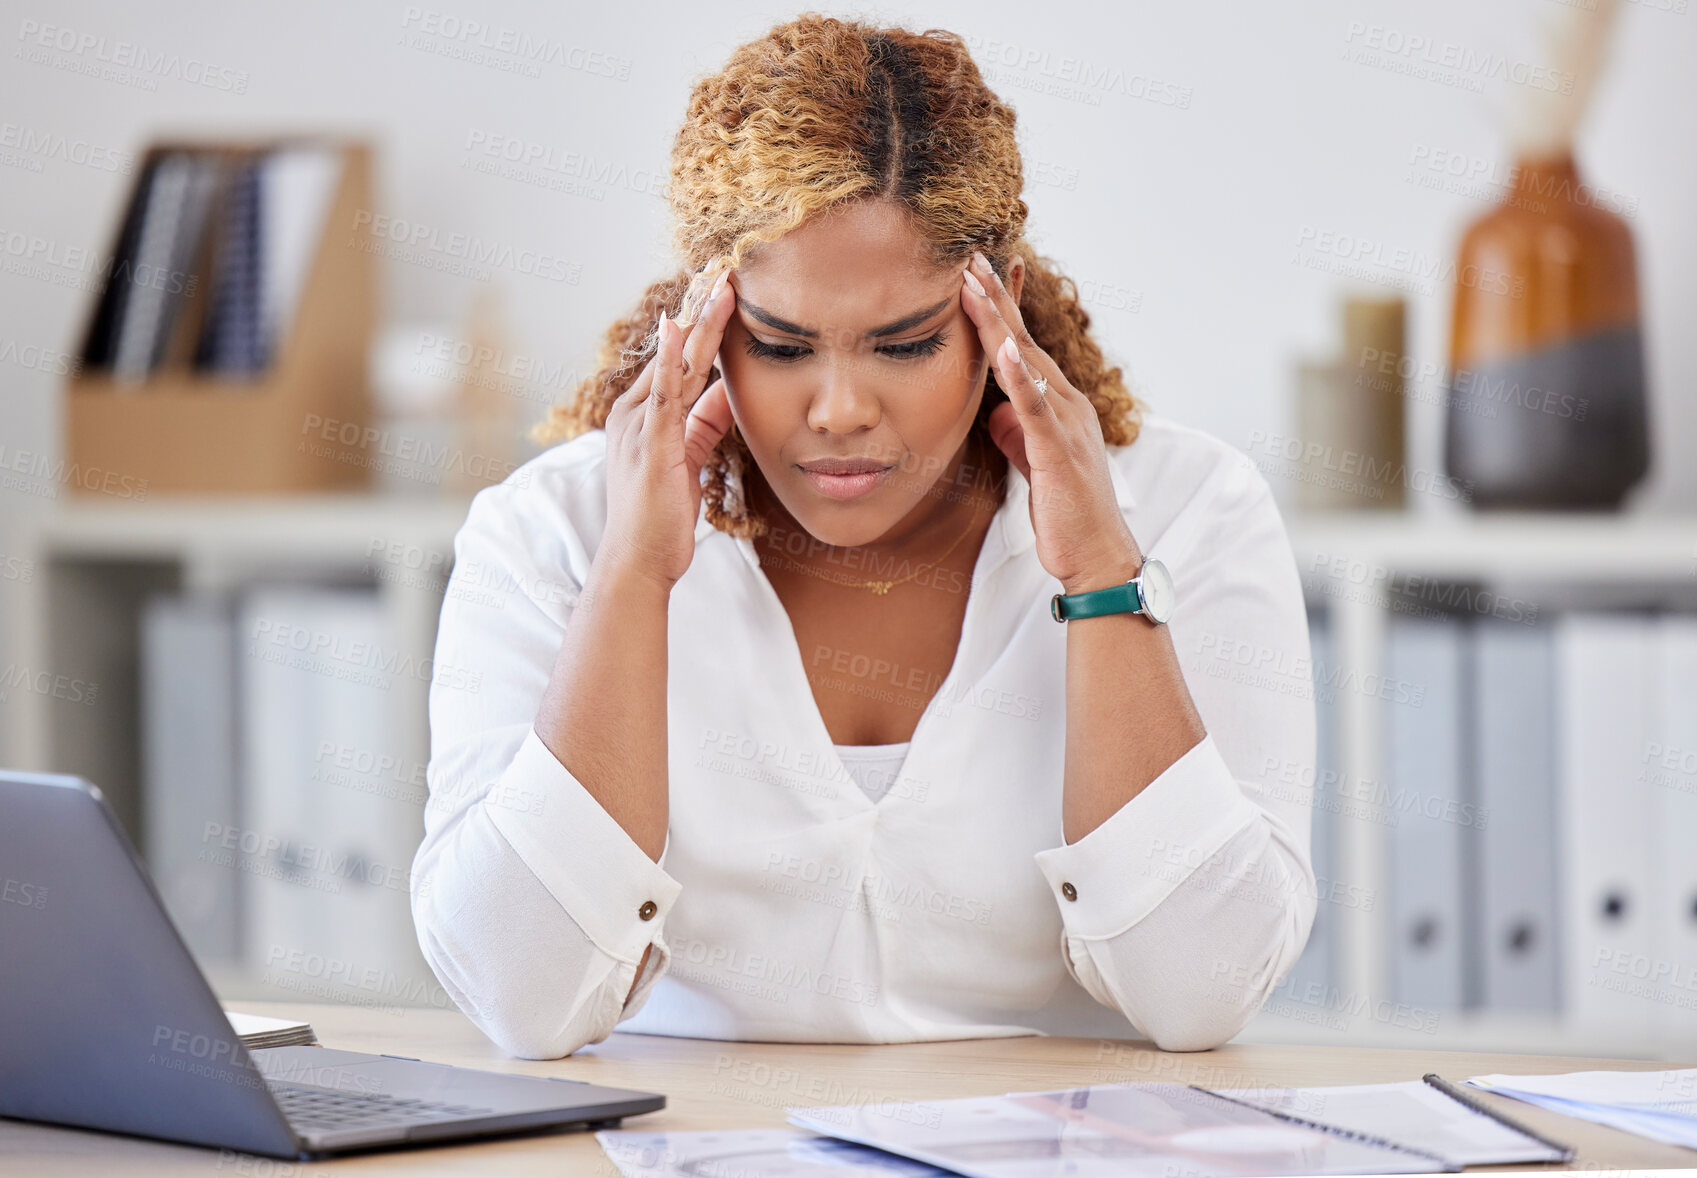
[485,726,683,965]
[1031,733,1260,940]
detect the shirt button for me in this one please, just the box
[638,900,657,920]
[1060,882,1077,902]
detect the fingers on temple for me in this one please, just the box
[644,314,684,424]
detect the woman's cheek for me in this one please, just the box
[720,365,784,455]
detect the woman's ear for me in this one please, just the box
[1006,254,1025,305]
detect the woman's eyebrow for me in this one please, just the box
[739,294,955,340]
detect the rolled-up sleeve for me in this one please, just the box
[410,473,683,1059]
[1031,448,1317,1052]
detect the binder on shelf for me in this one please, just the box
[257,145,345,359]
[1278,606,1336,1004]
[191,153,266,376]
[1471,621,1561,1013]
[67,136,376,495]
[81,153,163,373]
[110,150,223,383]
[1650,615,1697,1044]
[140,591,241,968]
[1383,616,1466,1010]
[1556,611,1657,1038]
[237,586,429,990]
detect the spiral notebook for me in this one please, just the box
[780,1075,1573,1178]
[786,1082,1453,1177]
[1210,1074,1573,1166]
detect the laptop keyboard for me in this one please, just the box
[268,1080,496,1131]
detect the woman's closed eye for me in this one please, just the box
[743,328,950,364]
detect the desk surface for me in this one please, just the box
[2,1001,1693,1175]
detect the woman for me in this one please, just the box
[411,14,1317,1059]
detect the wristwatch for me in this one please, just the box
[1050,556,1174,624]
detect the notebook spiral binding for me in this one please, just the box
[1189,1085,1460,1171]
[1421,1072,1576,1161]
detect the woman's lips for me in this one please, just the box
[799,465,891,500]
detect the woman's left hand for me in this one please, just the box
[960,250,1143,595]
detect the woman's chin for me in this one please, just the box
[790,515,891,551]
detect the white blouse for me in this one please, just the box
[410,412,1318,1059]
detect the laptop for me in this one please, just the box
[0,769,666,1160]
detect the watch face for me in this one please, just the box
[1138,558,1174,623]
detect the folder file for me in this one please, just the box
[1278,607,1336,1005]
[1651,616,1697,1047]
[1384,616,1465,1010]
[1556,612,1657,1038]
[1471,621,1560,1012]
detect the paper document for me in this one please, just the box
[785,1082,1450,1178]
[1467,1069,1697,1150]
[598,1128,957,1176]
[1215,1080,1568,1165]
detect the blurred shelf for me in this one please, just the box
[6,493,469,854]
[30,497,1697,575]
[24,492,475,561]
[1285,509,1697,1059]
[1241,1007,1681,1061]
[1288,510,1697,581]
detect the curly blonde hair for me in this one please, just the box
[530,12,1144,539]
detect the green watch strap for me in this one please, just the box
[1050,578,1143,622]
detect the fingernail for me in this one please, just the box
[999,336,1019,365]
[711,269,729,300]
[972,250,991,275]
[658,309,671,343]
[962,268,985,297]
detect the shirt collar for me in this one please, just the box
[697,445,1139,568]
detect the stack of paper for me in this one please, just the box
[1466,1069,1697,1149]
[224,1010,318,1050]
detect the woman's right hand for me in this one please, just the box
[600,270,739,591]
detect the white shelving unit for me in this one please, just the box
[7,494,472,999]
[11,497,1697,1053]
[1255,510,1697,1059]
[9,494,472,803]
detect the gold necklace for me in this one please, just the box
[766,436,997,596]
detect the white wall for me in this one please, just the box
[2,0,1694,718]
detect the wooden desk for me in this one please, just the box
[2,1001,1693,1174]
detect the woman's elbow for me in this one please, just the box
[1132,891,1316,1053]
[430,951,617,1061]
[1138,992,1264,1053]
[478,1001,612,1060]
[410,898,615,1060]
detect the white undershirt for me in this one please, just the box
[832,741,912,804]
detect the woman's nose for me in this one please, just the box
[805,358,882,434]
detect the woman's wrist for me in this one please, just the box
[1058,543,1144,597]
[586,545,681,606]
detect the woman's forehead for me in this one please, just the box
[742,199,950,277]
